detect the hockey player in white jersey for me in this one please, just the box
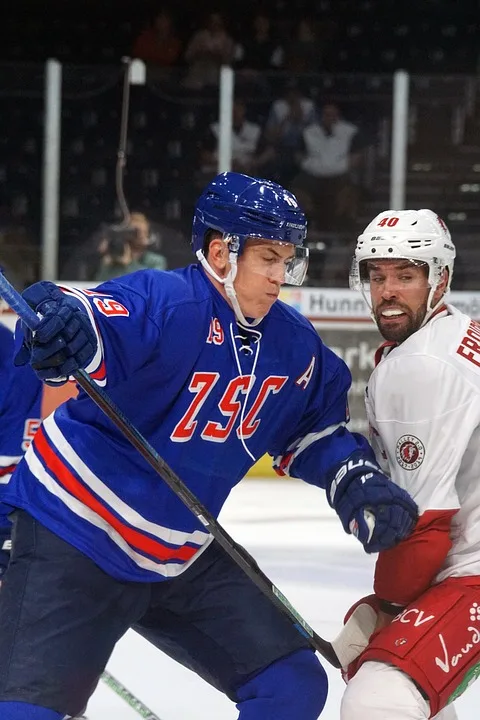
[340,208,480,719]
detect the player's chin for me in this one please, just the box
[376,316,412,342]
[264,296,279,313]
[252,296,278,316]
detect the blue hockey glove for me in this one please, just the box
[14,281,97,385]
[0,526,11,578]
[326,451,418,553]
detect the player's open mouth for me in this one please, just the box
[381,309,405,318]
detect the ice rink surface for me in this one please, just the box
[84,478,479,719]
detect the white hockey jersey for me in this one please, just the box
[366,304,480,583]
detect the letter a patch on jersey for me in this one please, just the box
[296,355,315,390]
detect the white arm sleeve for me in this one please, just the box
[369,353,480,513]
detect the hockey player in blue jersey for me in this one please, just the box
[0,319,78,582]
[0,172,418,720]
[0,321,86,719]
[0,321,43,579]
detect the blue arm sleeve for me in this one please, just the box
[55,274,165,388]
[271,339,375,487]
[289,427,375,488]
[0,325,43,530]
[56,271,206,391]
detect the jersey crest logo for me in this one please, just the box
[395,434,425,470]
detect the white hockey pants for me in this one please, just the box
[341,661,458,720]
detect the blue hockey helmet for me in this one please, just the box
[192,172,307,254]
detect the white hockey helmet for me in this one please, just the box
[350,209,455,319]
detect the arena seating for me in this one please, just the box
[0,0,479,287]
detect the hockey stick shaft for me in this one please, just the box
[0,274,341,669]
[101,670,163,720]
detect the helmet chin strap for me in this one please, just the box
[420,286,447,327]
[421,263,449,327]
[196,249,263,327]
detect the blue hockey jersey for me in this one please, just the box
[0,323,43,528]
[6,266,369,582]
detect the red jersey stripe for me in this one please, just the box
[33,427,199,564]
[0,465,16,477]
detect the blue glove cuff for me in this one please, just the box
[326,450,418,552]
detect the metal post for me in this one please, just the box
[389,70,409,210]
[217,66,234,174]
[41,59,62,280]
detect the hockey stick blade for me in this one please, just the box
[0,273,341,669]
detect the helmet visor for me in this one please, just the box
[285,245,309,285]
[350,256,432,309]
[235,237,309,286]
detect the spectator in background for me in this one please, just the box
[131,9,183,68]
[94,212,166,282]
[254,81,317,186]
[283,17,319,74]
[283,17,337,73]
[183,11,235,90]
[234,12,283,88]
[198,98,261,182]
[293,101,368,231]
[61,224,112,282]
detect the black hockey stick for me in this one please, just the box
[0,273,341,669]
